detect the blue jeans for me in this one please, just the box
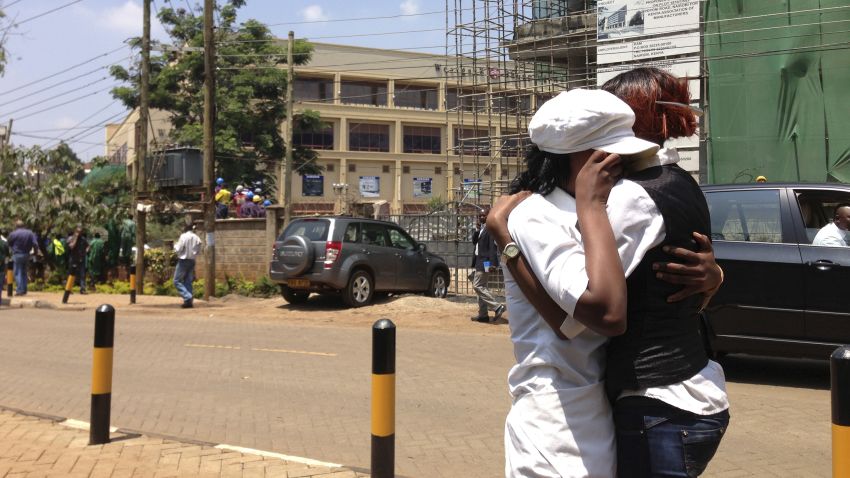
[173,258,195,302]
[614,396,730,478]
[13,253,29,294]
[70,259,86,292]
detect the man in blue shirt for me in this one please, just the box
[7,220,41,295]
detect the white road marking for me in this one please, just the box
[250,347,337,357]
[60,418,118,433]
[215,443,343,468]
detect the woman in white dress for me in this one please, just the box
[490,69,729,478]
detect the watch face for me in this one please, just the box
[504,244,520,259]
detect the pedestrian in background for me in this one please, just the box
[0,230,9,296]
[67,225,89,294]
[7,220,41,296]
[215,178,231,219]
[469,207,505,323]
[87,232,106,287]
[173,223,202,308]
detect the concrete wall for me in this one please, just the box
[196,218,270,281]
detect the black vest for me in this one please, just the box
[605,164,710,398]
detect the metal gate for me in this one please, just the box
[383,212,505,297]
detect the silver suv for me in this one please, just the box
[270,216,451,307]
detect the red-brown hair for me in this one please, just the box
[601,67,698,146]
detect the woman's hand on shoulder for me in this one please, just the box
[487,191,531,249]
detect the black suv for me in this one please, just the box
[269,216,451,307]
[701,183,850,360]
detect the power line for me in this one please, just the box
[44,100,121,149]
[265,9,446,27]
[13,0,83,26]
[0,76,109,114]
[0,65,111,106]
[0,44,127,97]
[5,85,117,121]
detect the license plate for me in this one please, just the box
[287,279,310,289]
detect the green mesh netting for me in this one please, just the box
[705,0,850,183]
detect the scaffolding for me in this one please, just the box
[446,0,598,207]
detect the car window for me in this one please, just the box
[705,190,783,243]
[281,219,329,241]
[387,227,415,250]
[360,223,388,247]
[343,222,360,243]
[796,190,850,246]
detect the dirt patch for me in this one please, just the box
[16,291,511,336]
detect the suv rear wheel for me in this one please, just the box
[427,270,448,298]
[281,285,310,305]
[343,270,374,307]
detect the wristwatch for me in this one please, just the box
[501,242,521,263]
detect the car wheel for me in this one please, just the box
[427,270,448,298]
[343,270,374,307]
[280,285,310,305]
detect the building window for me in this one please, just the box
[446,88,486,113]
[341,80,387,106]
[382,165,390,173]
[294,77,334,102]
[454,128,490,156]
[327,164,335,172]
[483,167,490,176]
[349,123,390,152]
[395,84,438,110]
[501,168,509,178]
[499,132,527,157]
[493,93,532,114]
[435,166,442,175]
[403,126,441,154]
[349,163,356,172]
[294,122,334,150]
[454,166,461,175]
[402,165,410,174]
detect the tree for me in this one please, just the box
[0,145,117,237]
[0,7,9,76]
[109,0,322,192]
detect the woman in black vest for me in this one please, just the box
[489,68,729,477]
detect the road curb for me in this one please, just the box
[0,403,358,472]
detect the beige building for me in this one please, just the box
[106,42,536,214]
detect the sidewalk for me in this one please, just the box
[0,408,368,478]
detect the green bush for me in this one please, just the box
[28,275,281,300]
[144,248,176,285]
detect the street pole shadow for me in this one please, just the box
[719,354,830,390]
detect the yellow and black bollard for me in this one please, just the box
[371,319,395,478]
[62,273,75,304]
[90,304,115,445]
[832,345,850,478]
[129,265,136,304]
[6,261,13,298]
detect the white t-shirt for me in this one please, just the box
[812,222,849,247]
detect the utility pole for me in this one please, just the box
[134,0,151,298]
[202,0,216,300]
[282,30,295,227]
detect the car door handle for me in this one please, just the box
[360,248,370,255]
[808,259,836,271]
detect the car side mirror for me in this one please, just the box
[417,243,427,252]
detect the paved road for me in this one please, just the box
[0,306,834,477]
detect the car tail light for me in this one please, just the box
[324,241,342,269]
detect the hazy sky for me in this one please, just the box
[0,0,447,160]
